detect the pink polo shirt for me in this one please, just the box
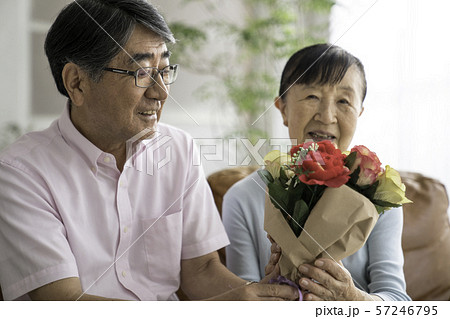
[0,105,229,300]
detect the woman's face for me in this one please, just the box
[275,65,365,151]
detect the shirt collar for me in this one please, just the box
[57,102,104,174]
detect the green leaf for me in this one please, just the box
[344,151,357,169]
[268,182,289,215]
[303,0,336,12]
[375,205,387,214]
[372,199,402,208]
[288,179,306,198]
[257,169,274,185]
[348,167,360,186]
[279,166,289,186]
[291,199,310,237]
[169,22,207,43]
[168,22,208,64]
[360,180,379,200]
[286,179,305,213]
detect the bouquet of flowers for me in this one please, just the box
[259,140,411,282]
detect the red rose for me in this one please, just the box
[290,140,350,188]
[349,145,383,186]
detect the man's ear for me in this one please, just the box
[274,96,288,127]
[62,63,87,106]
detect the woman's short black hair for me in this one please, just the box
[279,44,367,102]
[45,0,175,98]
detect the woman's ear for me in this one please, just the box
[62,63,86,106]
[359,105,365,117]
[274,96,288,127]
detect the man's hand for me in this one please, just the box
[181,251,299,300]
[298,258,382,301]
[207,282,299,301]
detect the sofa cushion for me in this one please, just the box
[401,172,450,300]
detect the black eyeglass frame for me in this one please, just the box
[103,64,179,88]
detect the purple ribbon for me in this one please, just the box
[269,275,303,301]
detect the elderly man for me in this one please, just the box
[0,0,298,301]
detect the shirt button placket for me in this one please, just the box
[115,174,134,291]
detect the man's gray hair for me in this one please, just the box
[45,0,175,98]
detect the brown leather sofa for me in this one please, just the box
[207,167,450,301]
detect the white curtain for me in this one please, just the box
[329,0,450,195]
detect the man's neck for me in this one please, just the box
[70,105,127,172]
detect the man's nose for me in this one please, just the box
[145,74,169,101]
[314,99,337,124]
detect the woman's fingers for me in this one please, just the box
[264,240,282,277]
[270,240,281,254]
[299,259,349,284]
[298,258,360,301]
[299,276,334,300]
[314,259,350,282]
[263,262,280,282]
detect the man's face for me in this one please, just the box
[79,24,171,144]
[276,65,364,151]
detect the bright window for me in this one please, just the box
[330,0,450,192]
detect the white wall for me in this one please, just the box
[0,0,30,128]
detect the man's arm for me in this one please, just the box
[28,277,123,301]
[180,251,299,301]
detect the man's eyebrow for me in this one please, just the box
[128,53,153,65]
[127,50,172,65]
[163,50,172,58]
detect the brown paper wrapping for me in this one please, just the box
[264,185,379,282]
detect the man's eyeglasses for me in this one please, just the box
[103,64,179,88]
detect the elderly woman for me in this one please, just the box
[222,44,411,301]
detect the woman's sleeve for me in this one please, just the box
[222,183,263,281]
[367,207,411,301]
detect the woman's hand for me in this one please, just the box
[262,235,281,282]
[298,258,381,301]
